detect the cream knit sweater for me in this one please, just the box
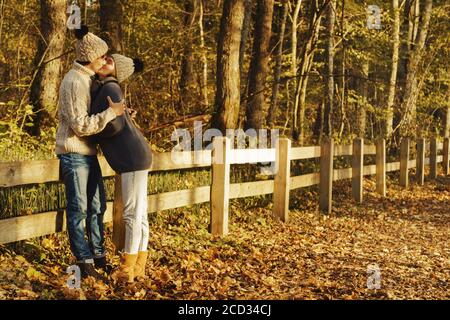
[55,62,117,155]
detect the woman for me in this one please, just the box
[90,54,152,283]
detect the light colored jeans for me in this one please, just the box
[121,170,149,254]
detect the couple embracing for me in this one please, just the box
[55,26,152,283]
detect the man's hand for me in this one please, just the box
[107,96,125,116]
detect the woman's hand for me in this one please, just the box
[127,107,137,119]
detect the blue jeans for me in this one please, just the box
[58,153,107,262]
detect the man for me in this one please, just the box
[55,25,124,279]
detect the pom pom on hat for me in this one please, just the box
[133,58,144,73]
[75,25,89,40]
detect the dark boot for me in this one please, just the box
[94,257,113,274]
[77,262,104,281]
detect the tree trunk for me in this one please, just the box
[268,1,288,127]
[245,0,274,130]
[358,59,369,138]
[399,0,412,83]
[99,0,124,53]
[385,0,400,138]
[239,0,253,81]
[291,0,302,80]
[338,0,346,139]
[289,0,302,127]
[212,0,245,133]
[292,0,322,144]
[412,0,420,45]
[400,0,433,138]
[179,0,197,113]
[198,0,209,108]
[406,0,415,53]
[286,0,302,135]
[323,0,335,137]
[313,101,324,143]
[28,0,66,136]
[445,104,450,138]
[0,0,5,47]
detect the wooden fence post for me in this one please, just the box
[430,137,437,179]
[416,138,425,185]
[112,173,125,253]
[376,138,386,196]
[444,137,449,176]
[352,138,364,203]
[400,138,410,188]
[273,138,291,222]
[319,137,334,214]
[210,136,231,236]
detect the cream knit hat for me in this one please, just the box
[75,26,108,63]
[111,54,144,83]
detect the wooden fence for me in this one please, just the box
[0,136,449,250]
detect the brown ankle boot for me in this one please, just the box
[134,251,149,280]
[112,253,138,283]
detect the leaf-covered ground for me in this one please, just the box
[0,173,448,300]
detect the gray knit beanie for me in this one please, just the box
[111,54,144,83]
[75,26,108,63]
